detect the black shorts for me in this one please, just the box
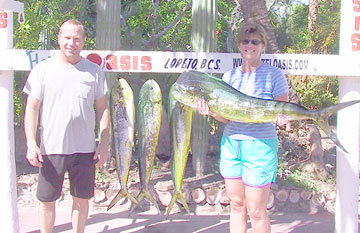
[37,153,96,202]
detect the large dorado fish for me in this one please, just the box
[108,78,138,211]
[171,70,360,153]
[166,89,193,216]
[134,80,162,214]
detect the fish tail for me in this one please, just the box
[126,191,140,206]
[129,191,146,216]
[107,189,139,211]
[143,190,161,215]
[165,190,190,217]
[137,189,162,215]
[107,190,126,211]
[312,100,360,153]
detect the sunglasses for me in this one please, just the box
[240,39,261,45]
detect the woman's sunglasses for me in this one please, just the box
[240,39,261,45]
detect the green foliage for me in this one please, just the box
[13,73,26,126]
[216,0,242,52]
[14,0,96,50]
[270,0,340,54]
[277,151,336,192]
[290,76,338,110]
[122,0,192,51]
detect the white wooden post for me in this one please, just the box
[335,1,360,233]
[0,6,19,233]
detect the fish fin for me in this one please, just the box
[107,190,126,211]
[143,190,161,215]
[314,100,360,153]
[128,192,144,215]
[316,119,347,153]
[126,192,140,206]
[165,194,177,218]
[107,189,140,211]
[165,191,190,218]
[176,191,191,215]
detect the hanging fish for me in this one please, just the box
[108,78,138,211]
[166,89,193,216]
[134,79,162,214]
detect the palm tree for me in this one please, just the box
[236,0,280,53]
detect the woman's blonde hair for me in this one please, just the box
[236,21,267,48]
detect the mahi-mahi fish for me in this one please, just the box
[108,78,139,211]
[133,79,162,214]
[166,87,193,216]
[171,70,360,153]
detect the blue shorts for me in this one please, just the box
[219,136,279,187]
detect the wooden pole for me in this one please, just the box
[0,8,19,233]
[190,0,217,177]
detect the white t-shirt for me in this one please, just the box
[23,55,107,155]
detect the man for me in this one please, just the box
[23,19,110,233]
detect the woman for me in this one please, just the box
[196,21,289,233]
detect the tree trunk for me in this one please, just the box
[275,189,289,202]
[218,188,230,205]
[289,189,301,204]
[191,187,206,204]
[236,0,280,53]
[206,187,219,205]
[267,190,275,210]
[191,0,217,177]
[308,0,318,53]
[157,191,172,207]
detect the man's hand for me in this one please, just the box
[93,142,109,168]
[26,143,43,167]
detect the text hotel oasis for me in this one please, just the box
[351,0,360,51]
[0,49,358,76]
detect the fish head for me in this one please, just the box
[170,82,200,108]
[111,78,133,104]
[171,70,219,107]
[140,79,162,103]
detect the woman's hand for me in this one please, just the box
[196,98,212,116]
[274,113,289,126]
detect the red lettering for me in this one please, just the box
[86,53,102,66]
[132,56,138,70]
[119,56,131,70]
[354,0,360,12]
[356,16,360,31]
[0,11,8,28]
[351,33,360,51]
[141,56,152,71]
[106,55,118,70]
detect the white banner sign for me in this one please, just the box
[339,0,360,55]
[0,49,359,76]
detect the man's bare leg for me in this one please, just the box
[39,201,56,233]
[72,196,89,233]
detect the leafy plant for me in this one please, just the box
[290,75,338,109]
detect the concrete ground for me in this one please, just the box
[18,203,356,233]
